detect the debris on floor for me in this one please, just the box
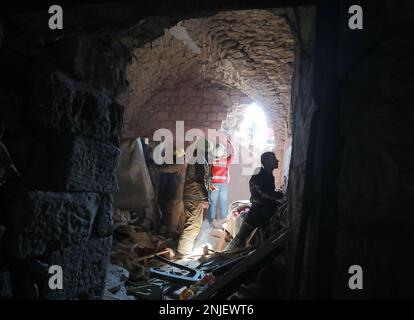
[105,205,286,300]
[126,282,164,300]
[106,209,224,300]
[178,273,216,300]
[111,222,174,282]
[103,263,135,300]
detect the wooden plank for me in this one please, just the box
[195,228,289,299]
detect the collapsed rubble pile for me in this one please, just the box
[104,208,219,300]
[103,198,288,300]
[111,209,174,280]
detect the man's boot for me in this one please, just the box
[225,221,255,251]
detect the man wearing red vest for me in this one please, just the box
[208,138,235,227]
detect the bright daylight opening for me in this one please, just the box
[236,103,275,173]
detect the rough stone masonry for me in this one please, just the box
[0,28,130,299]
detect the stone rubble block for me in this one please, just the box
[66,136,120,192]
[6,191,101,258]
[6,133,120,192]
[46,35,130,96]
[29,64,124,145]
[39,236,112,300]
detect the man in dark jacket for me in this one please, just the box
[226,151,283,251]
[176,141,211,256]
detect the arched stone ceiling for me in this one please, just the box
[124,9,294,146]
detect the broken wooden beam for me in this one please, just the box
[195,228,289,299]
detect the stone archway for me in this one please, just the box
[123,9,295,188]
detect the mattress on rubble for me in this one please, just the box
[113,138,160,226]
[222,200,251,238]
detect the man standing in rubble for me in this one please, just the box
[208,137,235,228]
[226,151,283,251]
[152,148,187,237]
[176,139,212,257]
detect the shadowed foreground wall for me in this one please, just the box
[286,0,414,299]
[0,31,129,298]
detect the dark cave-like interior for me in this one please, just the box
[0,0,413,301]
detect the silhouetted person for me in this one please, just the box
[226,151,283,251]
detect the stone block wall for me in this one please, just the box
[123,79,245,139]
[285,1,414,299]
[0,27,129,299]
[333,1,414,298]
